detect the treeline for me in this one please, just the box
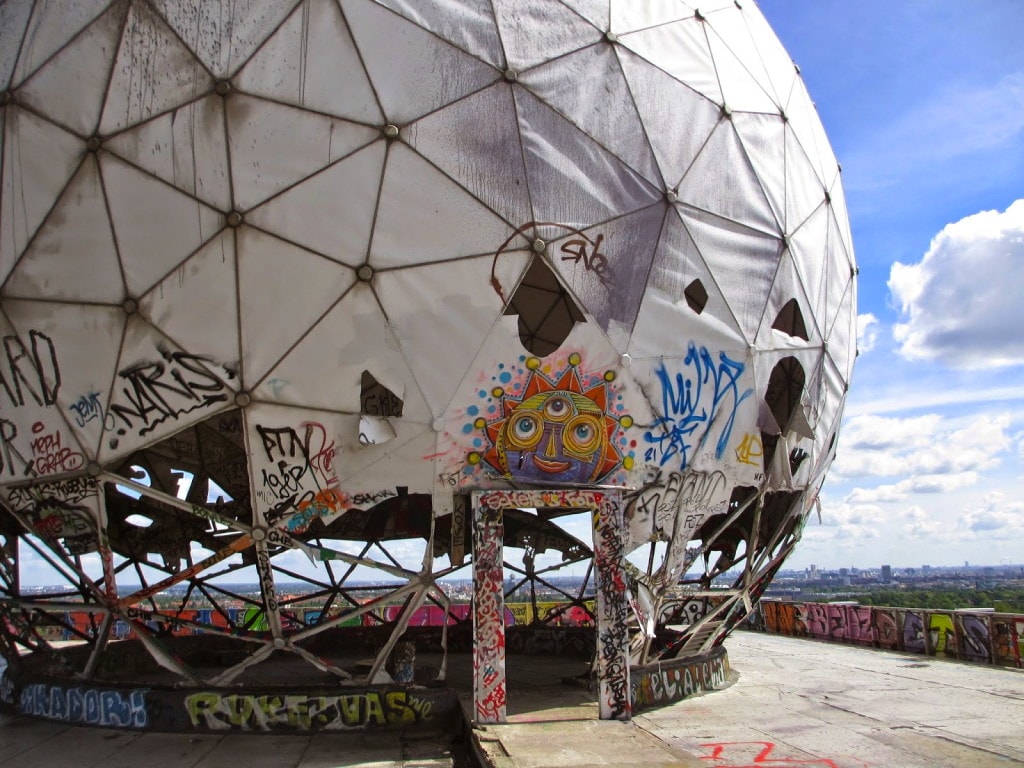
[842,587,1024,613]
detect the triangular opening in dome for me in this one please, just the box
[772,298,808,341]
[504,257,585,357]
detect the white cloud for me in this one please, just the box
[834,412,1011,479]
[844,471,978,503]
[960,493,1024,539]
[889,199,1024,368]
[856,313,878,354]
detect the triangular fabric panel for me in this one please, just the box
[787,204,830,327]
[0,108,84,285]
[235,0,384,124]
[785,126,828,236]
[102,94,231,211]
[678,119,780,236]
[616,45,722,197]
[403,83,532,227]
[0,1,35,89]
[543,204,665,342]
[628,211,745,360]
[340,0,499,125]
[736,4,799,109]
[556,0,608,30]
[679,206,783,345]
[703,14,779,115]
[515,87,660,227]
[17,2,126,136]
[8,0,113,87]
[375,254,512,417]
[4,154,122,304]
[101,153,225,297]
[520,43,662,187]
[617,17,721,106]
[244,141,385,265]
[227,95,380,211]
[703,6,782,112]
[2,299,125,472]
[731,111,788,234]
[150,0,301,79]
[138,229,241,374]
[754,249,823,351]
[369,142,515,269]
[98,315,239,463]
[100,3,214,136]
[492,0,603,71]
[372,0,505,68]
[783,77,836,190]
[333,421,437,491]
[237,227,356,388]
[611,2,694,34]
[255,283,431,423]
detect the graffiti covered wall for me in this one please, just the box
[749,600,1023,668]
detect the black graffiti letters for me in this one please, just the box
[0,330,61,410]
[107,349,229,437]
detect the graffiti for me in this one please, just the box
[7,476,98,510]
[0,329,61,409]
[19,683,148,728]
[106,349,231,441]
[473,505,506,723]
[632,654,727,709]
[625,467,728,541]
[68,391,104,427]
[468,354,632,485]
[928,613,956,657]
[872,609,898,650]
[699,741,868,767]
[560,231,609,282]
[25,498,95,542]
[643,344,752,470]
[593,497,631,720]
[301,421,338,487]
[1,670,13,705]
[902,612,925,653]
[735,433,763,466]
[960,615,991,663]
[184,689,432,731]
[29,422,84,475]
[476,488,605,512]
[661,598,710,626]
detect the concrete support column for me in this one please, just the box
[592,492,631,720]
[472,493,506,724]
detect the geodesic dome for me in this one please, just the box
[0,0,855,723]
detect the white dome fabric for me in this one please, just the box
[0,0,855,694]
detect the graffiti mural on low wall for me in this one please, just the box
[183,688,444,732]
[751,600,1023,669]
[18,682,149,728]
[631,647,729,713]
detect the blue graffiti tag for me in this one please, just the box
[644,344,752,469]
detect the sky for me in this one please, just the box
[757,0,1024,571]
[11,2,1024,587]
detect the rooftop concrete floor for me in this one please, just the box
[2,631,1022,767]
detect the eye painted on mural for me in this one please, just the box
[468,354,633,485]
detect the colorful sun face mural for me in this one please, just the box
[468,354,634,485]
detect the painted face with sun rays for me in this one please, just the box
[470,355,633,485]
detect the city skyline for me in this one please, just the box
[758,1,1024,570]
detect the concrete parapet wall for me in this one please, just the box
[745,599,1024,668]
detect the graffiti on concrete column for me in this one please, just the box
[593,496,631,720]
[473,505,506,724]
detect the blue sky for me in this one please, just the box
[758,0,1024,570]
